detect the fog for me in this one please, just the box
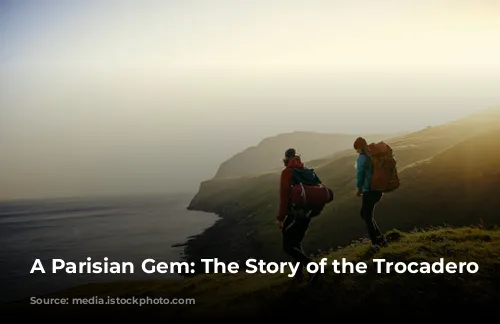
[1,0,499,200]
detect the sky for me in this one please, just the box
[1,0,500,200]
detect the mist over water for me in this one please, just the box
[0,193,219,303]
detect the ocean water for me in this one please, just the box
[0,193,219,303]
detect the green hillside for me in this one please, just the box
[185,107,500,266]
[6,226,500,321]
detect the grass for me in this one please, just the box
[5,226,500,320]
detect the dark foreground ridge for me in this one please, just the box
[3,226,500,321]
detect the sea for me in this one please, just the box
[0,193,219,303]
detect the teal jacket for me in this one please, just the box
[356,153,372,192]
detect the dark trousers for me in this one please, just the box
[282,208,313,275]
[360,191,385,245]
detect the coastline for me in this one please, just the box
[0,193,219,304]
[181,198,285,275]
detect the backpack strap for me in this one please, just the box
[300,183,306,205]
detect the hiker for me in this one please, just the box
[276,148,331,283]
[353,137,389,249]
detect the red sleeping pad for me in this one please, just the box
[290,184,334,207]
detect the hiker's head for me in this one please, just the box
[353,137,367,153]
[283,148,299,166]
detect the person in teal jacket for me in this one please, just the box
[354,137,388,249]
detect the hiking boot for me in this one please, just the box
[376,236,388,247]
[375,236,388,247]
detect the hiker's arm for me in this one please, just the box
[277,168,292,221]
[356,155,366,191]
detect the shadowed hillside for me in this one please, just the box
[5,227,500,321]
[185,107,500,266]
[213,131,401,179]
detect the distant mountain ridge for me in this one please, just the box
[213,131,403,179]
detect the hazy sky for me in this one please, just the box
[1,0,499,200]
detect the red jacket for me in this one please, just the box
[277,156,304,221]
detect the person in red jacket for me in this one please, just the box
[276,148,323,284]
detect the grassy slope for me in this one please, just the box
[185,108,500,266]
[5,226,500,320]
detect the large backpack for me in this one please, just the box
[366,141,400,193]
[289,167,334,210]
